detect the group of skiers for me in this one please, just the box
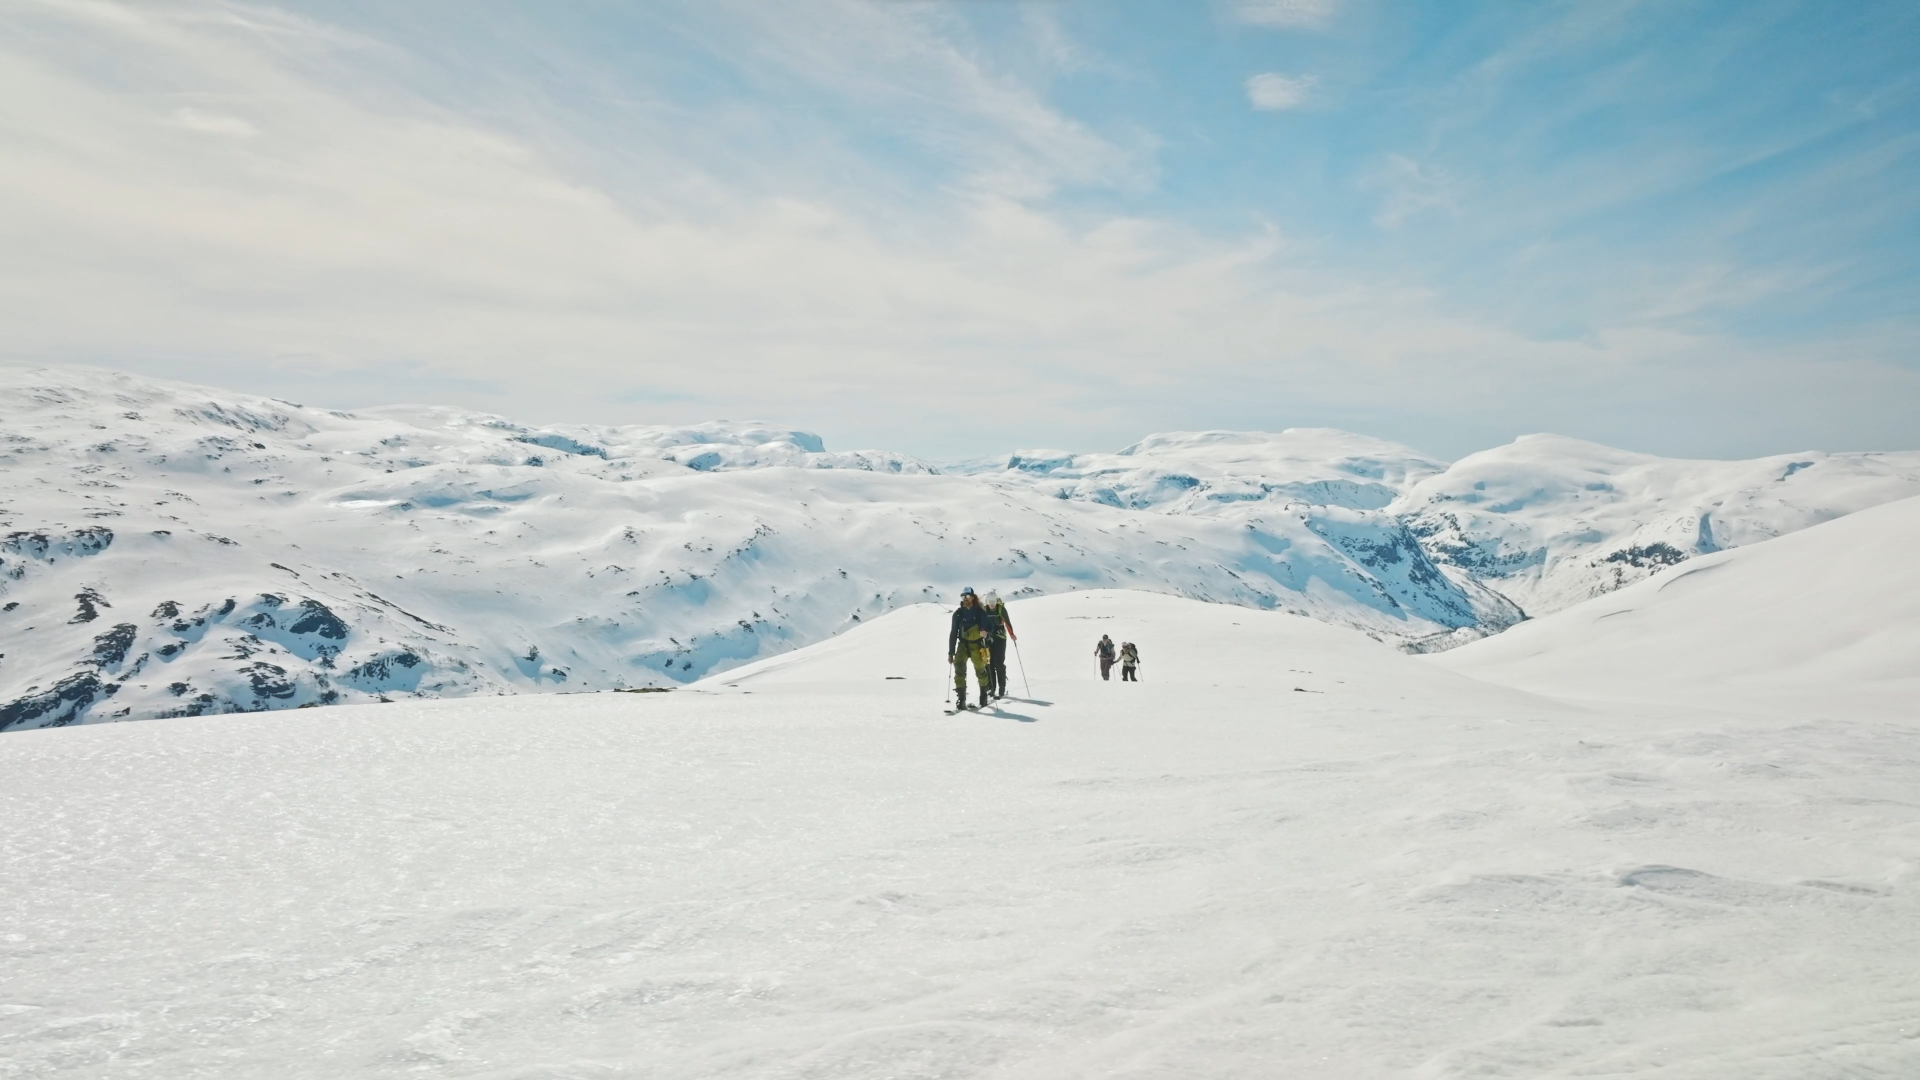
[946,588,1142,712]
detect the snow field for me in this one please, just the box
[4,591,1917,1077]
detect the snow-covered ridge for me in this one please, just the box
[1432,492,1920,715]
[1393,433,1920,616]
[0,366,1512,729]
[958,428,1446,513]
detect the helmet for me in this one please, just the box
[984,591,1001,605]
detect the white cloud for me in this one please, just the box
[1233,0,1343,30]
[1245,73,1317,111]
[167,107,257,137]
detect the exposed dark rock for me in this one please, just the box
[344,648,422,685]
[242,662,298,700]
[1599,543,1689,569]
[152,600,180,619]
[2,527,114,561]
[89,623,139,667]
[0,671,107,731]
[72,588,109,623]
[157,692,221,719]
[286,599,349,641]
[514,432,609,459]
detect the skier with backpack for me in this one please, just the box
[1094,634,1117,680]
[947,587,997,711]
[982,591,1016,700]
[1119,641,1140,682]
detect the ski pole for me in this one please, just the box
[1011,637,1032,698]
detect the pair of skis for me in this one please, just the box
[942,693,1010,716]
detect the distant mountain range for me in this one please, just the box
[4,365,1916,729]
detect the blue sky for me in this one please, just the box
[2,0,1917,460]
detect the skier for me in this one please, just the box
[1094,634,1116,681]
[1119,641,1140,682]
[947,587,996,711]
[982,591,1016,700]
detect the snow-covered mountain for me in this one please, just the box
[4,364,1915,730]
[1394,433,1920,617]
[0,366,1509,730]
[954,428,1446,513]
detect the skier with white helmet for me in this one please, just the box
[981,591,1017,700]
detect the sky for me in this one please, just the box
[3,0,1918,461]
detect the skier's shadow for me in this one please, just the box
[987,698,1049,723]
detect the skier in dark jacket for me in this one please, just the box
[1095,634,1116,680]
[948,587,996,710]
[982,591,1016,700]
[1119,641,1140,682]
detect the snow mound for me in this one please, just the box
[1396,433,1920,617]
[1433,494,1920,716]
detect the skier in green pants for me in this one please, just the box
[947,587,995,711]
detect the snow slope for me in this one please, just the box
[0,366,1506,729]
[1433,493,1920,717]
[5,590,1916,1077]
[1395,433,1920,617]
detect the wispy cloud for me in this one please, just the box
[166,107,257,137]
[1245,73,1317,111]
[1369,154,1465,228]
[1232,0,1343,30]
[704,0,1149,201]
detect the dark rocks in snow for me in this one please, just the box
[152,600,180,619]
[2,527,115,561]
[71,588,109,623]
[286,599,349,641]
[342,647,432,692]
[235,595,351,662]
[0,671,112,731]
[88,623,138,667]
[157,692,221,719]
[1599,543,1689,570]
[242,662,298,701]
[515,433,610,459]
